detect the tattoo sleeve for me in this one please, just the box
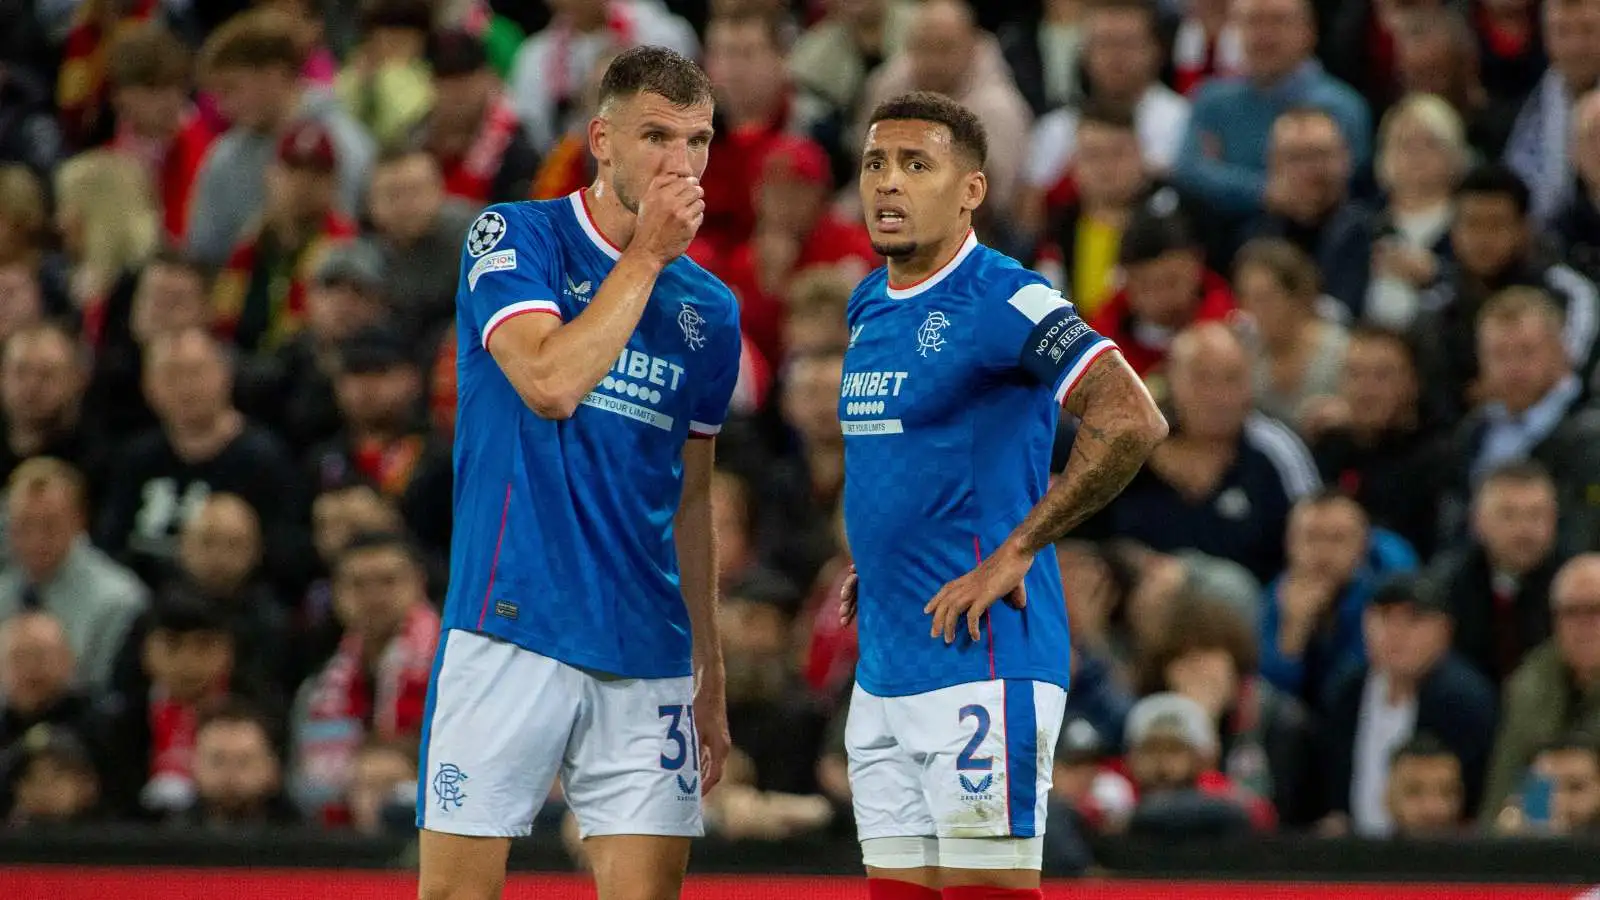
[1011,351,1166,555]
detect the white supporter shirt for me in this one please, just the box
[1024,85,1192,189]
[1350,672,1419,837]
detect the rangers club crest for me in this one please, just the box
[678,302,706,351]
[466,212,507,257]
[916,310,950,357]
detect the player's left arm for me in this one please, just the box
[926,284,1168,642]
[675,289,740,792]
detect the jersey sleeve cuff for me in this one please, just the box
[1053,339,1118,406]
[688,420,722,438]
[482,300,562,349]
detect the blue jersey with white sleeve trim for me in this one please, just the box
[841,232,1118,696]
[445,192,741,678]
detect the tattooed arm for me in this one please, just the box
[1006,350,1168,555]
[925,349,1167,642]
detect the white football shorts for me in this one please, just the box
[846,679,1067,847]
[417,629,703,839]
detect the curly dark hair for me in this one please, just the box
[598,45,714,111]
[867,91,988,169]
[1134,592,1260,696]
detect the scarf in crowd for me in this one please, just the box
[544,1,637,107]
[212,212,358,351]
[440,94,522,203]
[1172,18,1243,96]
[144,680,226,812]
[110,107,217,242]
[56,0,158,146]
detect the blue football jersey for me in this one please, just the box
[841,232,1118,697]
[445,192,742,678]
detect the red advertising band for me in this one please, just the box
[0,869,1589,900]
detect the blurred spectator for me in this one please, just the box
[1054,542,1137,744]
[1502,0,1600,225]
[1259,491,1416,706]
[857,0,1033,235]
[211,118,359,355]
[998,0,1085,117]
[175,493,293,693]
[1412,166,1600,421]
[186,8,374,267]
[1384,732,1469,837]
[1321,575,1496,836]
[1043,717,1123,874]
[528,46,611,203]
[100,593,260,819]
[3,725,102,826]
[1552,90,1600,284]
[1429,461,1561,685]
[344,738,417,836]
[1365,95,1470,330]
[783,266,854,358]
[0,613,102,765]
[1481,554,1600,817]
[1496,730,1600,835]
[0,63,65,177]
[180,701,298,828]
[1171,0,1242,96]
[1389,9,1506,155]
[1022,0,1190,237]
[1317,0,1417,110]
[1436,287,1600,552]
[259,0,339,88]
[299,483,406,681]
[711,467,759,594]
[1233,238,1348,429]
[53,149,159,331]
[0,264,47,357]
[238,242,390,451]
[0,166,51,279]
[1117,692,1276,836]
[420,29,541,206]
[1248,108,1373,315]
[1087,201,1234,380]
[290,532,438,825]
[0,458,146,691]
[0,324,104,507]
[364,146,475,350]
[721,569,822,793]
[105,23,218,245]
[507,0,697,153]
[698,11,831,262]
[1308,326,1444,557]
[1090,323,1319,582]
[788,0,915,118]
[336,0,433,148]
[88,249,206,442]
[700,747,834,842]
[1173,0,1369,220]
[97,327,305,589]
[1137,592,1320,826]
[307,327,452,559]
[717,135,876,363]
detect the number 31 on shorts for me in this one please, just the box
[658,704,699,771]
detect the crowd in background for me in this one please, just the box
[0,0,1599,874]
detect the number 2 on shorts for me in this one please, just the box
[957,703,993,771]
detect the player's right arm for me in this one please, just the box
[477,175,705,419]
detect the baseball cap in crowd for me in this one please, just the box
[277,119,338,173]
[314,240,386,292]
[1118,205,1200,267]
[339,326,415,375]
[1124,692,1218,757]
[1369,573,1452,617]
[762,135,831,189]
[1056,716,1108,766]
[428,29,488,78]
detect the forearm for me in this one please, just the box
[676,480,724,688]
[1003,355,1166,556]
[533,250,664,403]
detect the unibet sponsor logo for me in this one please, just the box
[839,370,909,399]
[580,348,687,432]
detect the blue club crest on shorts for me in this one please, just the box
[433,762,468,811]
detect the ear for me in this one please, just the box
[588,115,610,166]
[961,169,987,215]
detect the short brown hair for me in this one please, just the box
[1135,593,1260,696]
[868,91,989,170]
[1233,237,1321,301]
[8,457,89,517]
[597,45,714,112]
[199,9,306,77]
[108,23,192,90]
[1477,285,1564,333]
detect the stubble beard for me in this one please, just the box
[871,240,918,260]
